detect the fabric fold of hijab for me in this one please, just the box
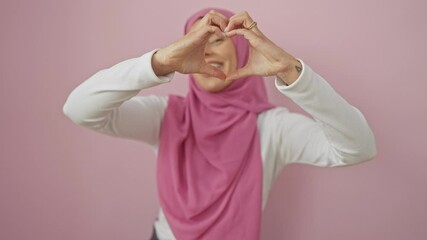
[157,8,274,240]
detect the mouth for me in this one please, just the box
[207,61,224,69]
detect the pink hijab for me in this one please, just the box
[157,8,274,239]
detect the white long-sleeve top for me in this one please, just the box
[63,49,377,240]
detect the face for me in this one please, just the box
[190,20,238,93]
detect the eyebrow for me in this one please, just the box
[209,37,224,44]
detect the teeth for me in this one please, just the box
[209,63,222,68]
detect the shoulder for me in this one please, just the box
[257,106,315,134]
[258,107,290,120]
[257,107,289,136]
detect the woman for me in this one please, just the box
[63,8,377,240]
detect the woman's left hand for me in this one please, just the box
[224,11,302,85]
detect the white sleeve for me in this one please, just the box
[266,59,377,169]
[62,49,172,146]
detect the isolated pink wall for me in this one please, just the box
[1,0,426,239]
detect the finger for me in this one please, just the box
[224,11,254,32]
[198,26,225,41]
[210,15,228,32]
[225,28,262,47]
[200,64,226,80]
[208,10,229,31]
[200,11,229,31]
[226,67,252,81]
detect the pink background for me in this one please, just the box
[1,0,426,239]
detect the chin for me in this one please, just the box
[195,75,232,93]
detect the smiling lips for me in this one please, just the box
[207,61,224,69]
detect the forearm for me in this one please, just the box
[277,62,377,165]
[63,49,172,126]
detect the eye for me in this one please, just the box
[210,38,224,45]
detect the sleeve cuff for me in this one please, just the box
[275,58,310,92]
[141,49,174,84]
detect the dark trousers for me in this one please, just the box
[150,226,159,240]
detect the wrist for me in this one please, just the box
[152,49,175,77]
[277,59,302,86]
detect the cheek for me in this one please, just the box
[219,43,237,71]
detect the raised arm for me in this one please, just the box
[225,11,376,169]
[63,11,238,145]
[261,62,376,172]
[62,50,171,146]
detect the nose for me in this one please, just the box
[204,43,213,56]
[204,40,219,56]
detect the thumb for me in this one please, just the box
[225,67,252,81]
[199,64,226,80]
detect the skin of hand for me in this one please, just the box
[152,10,302,85]
[224,11,302,85]
[152,11,229,80]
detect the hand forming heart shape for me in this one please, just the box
[152,10,302,85]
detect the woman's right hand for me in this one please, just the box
[152,10,228,80]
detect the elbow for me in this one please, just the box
[62,99,109,130]
[340,141,377,166]
[356,146,377,164]
[343,126,378,166]
[360,131,378,163]
[62,100,85,125]
[332,134,377,167]
[365,143,378,161]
